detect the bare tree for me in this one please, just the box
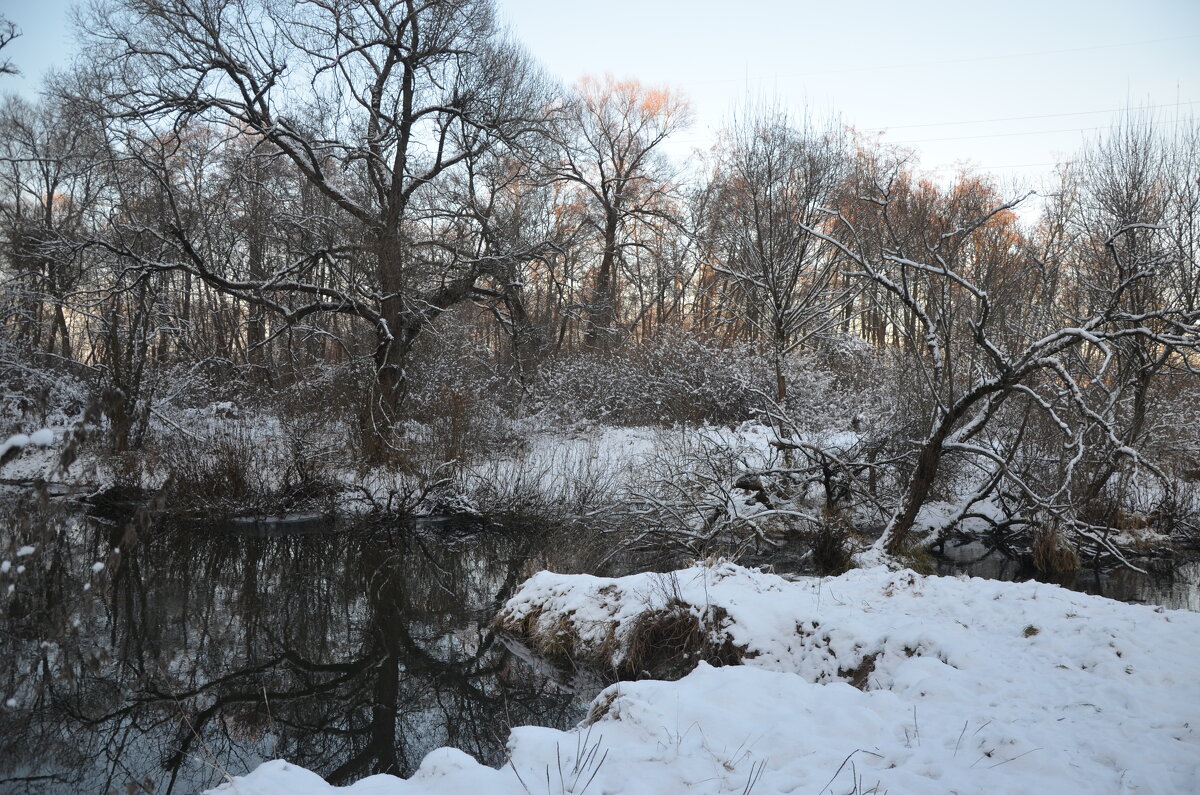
[0,95,107,360]
[86,0,552,438]
[550,75,691,349]
[811,157,1199,561]
[1164,120,1200,317]
[702,106,851,399]
[0,17,19,77]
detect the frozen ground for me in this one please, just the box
[0,416,780,516]
[206,563,1200,794]
[3,411,1179,551]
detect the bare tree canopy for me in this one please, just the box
[84,0,554,436]
[0,17,18,77]
[0,3,1194,571]
[703,105,851,399]
[550,74,691,349]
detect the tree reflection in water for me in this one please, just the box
[0,496,593,793]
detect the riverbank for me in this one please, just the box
[209,562,1200,794]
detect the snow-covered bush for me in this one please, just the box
[392,321,524,465]
[532,333,774,426]
[0,342,89,434]
[152,408,340,518]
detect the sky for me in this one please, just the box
[2,0,1198,190]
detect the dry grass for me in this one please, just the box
[808,515,853,576]
[839,652,879,691]
[156,420,337,519]
[897,544,937,576]
[622,601,743,679]
[1031,527,1081,574]
[498,597,746,681]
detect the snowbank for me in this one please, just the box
[207,564,1200,794]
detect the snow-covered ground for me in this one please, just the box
[3,410,1181,556]
[206,563,1200,794]
[0,415,781,518]
[5,413,1195,793]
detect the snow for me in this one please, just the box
[205,564,1200,795]
[0,423,90,485]
[341,423,778,517]
[28,428,54,446]
[15,545,34,557]
[0,428,55,460]
[0,433,30,459]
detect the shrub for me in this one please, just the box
[532,333,774,426]
[154,412,338,519]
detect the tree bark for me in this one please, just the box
[587,210,620,349]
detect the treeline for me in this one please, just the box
[0,0,1198,553]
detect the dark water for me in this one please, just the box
[2,494,1197,795]
[933,540,1200,611]
[0,494,615,794]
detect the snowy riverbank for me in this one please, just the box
[207,563,1200,794]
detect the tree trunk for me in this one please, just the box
[503,285,542,405]
[245,233,267,376]
[881,380,1009,554]
[884,422,952,554]
[369,234,411,444]
[587,211,620,349]
[51,300,72,360]
[773,349,787,402]
[371,296,418,444]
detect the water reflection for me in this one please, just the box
[934,540,1200,611]
[3,494,1196,794]
[0,495,596,794]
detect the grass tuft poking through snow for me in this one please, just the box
[208,564,1200,794]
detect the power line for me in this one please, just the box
[887,114,1195,145]
[863,100,1200,132]
[695,34,1200,84]
[924,162,1063,172]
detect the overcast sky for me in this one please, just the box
[3,0,1197,189]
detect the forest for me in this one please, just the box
[1,0,1197,564]
[0,1,1198,792]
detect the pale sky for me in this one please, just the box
[3,0,1198,189]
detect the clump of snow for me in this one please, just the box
[207,564,1200,794]
[0,428,55,460]
[0,434,31,459]
[15,546,35,557]
[28,428,54,446]
[850,544,899,570]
